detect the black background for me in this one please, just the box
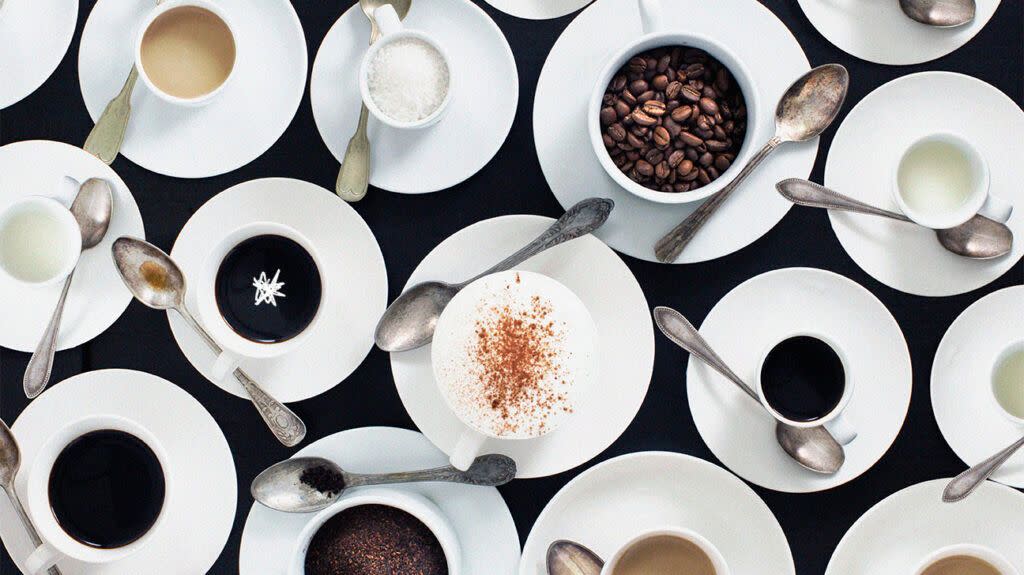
[2,1,1022,573]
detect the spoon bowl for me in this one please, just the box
[899,0,976,27]
[547,540,604,575]
[112,236,186,310]
[0,419,21,488]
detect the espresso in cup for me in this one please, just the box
[760,335,846,423]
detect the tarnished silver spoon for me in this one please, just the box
[776,178,1012,260]
[375,197,614,352]
[251,454,516,513]
[653,306,845,474]
[899,0,975,27]
[547,540,603,575]
[942,435,1024,503]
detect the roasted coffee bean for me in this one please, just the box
[679,131,703,147]
[655,161,671,180]
[665,81,683,100]
[614,100,631,118]
[706,139,729,152]
[611,74,628,92]
[627,57,647,75]
[607,123,626,142]
[674,183,690,193]
[626,132,644,149]
[642,100,667,117]
[677,159,694,175]
[707,167,719,179]
[699,152,713,167]
[670,105,693,123]
[685,148,699,161]
[715,155,731,171]
[681,85,701,102]
[602,134,615,149]
[644,149,664,165]
[657,54,671,73]
[629,79,648,95]
[696,115,712,131]
[699,97,719,116]
[713,125,728,141]
[667,150,685,168]
[630,109,658,126]
[682,168,700,182]
[600,107,617,126]
[697,168,711,185]
[715,68,730,93]
[636,160,654,176]
[653,126,671,148]
[652,74,669,91]
[685,63,705,78]
[621,91,637,105]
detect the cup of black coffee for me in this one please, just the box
[196,221,324,379]
[24,415,169,572]
[755,332,857,445]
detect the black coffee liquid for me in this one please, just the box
[48,430,165,549]
[760,336,845,422]
[214,234,322,343]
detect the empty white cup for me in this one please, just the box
[0,196,81,286]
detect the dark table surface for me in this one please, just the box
[2,1,1022,573]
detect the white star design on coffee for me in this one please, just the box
[252,269,286,307]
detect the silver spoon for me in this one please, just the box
[251,454,517,513]
[899,0,975,27]
[111,237,306,447]
[547,540,603,575]
[0,419,62,575]
[334,0,412,202]
[653,306,845,474]
[942,435,1024,503]
[776,178,1012,260]
[654,64,850,263]
[375,197,615,352]
[23,179,114,399]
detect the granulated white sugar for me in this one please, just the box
[367,37,449,123]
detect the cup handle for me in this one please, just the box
[25,543,61,575]
[824,413,857,445]
[449,429,487,471]
[638,0,665,34]
[979,194,1013,224]
[211,350,241,381]
[373,4,404,37]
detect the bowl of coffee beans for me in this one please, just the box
[589,33,760,204]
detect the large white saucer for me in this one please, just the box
[78,0,307,178]
[797,0,1001,65]
[0,0,77,109]
[519,451,795,574]
[482,0,592,20]
[535,0,815,263]
[239,426,521,575]
[687,267,912,493]
[932,285,1024,489]
[826,479,1024,574]
[311,0,518,194]
[826,72,1024,297]
[391,215,654,478]
[168,178,387,403]
[0,369,237,574]
[0,140,145,352]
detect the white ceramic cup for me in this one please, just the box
[196,221,325,381]
[24,415,171,573]
[991,339,1024,426]
[134,0,237,107]
[755,331,858,445]
[0,196,81,287]
[359,4,453,129]
[601,527,730,575]
[912,543,1020,575]
[431,270,598,470]
[893,132,1012,230]
[287,488,462,575]
[587,0,760,205]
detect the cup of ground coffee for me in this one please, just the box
[588,0,761,204]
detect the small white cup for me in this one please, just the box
[134,0,237,107]
[755,332,858,445]
[359,4,453,129]
[0,196,81,286]
[24,415,171,573]
[912,543,1019,575]
[601,527,729,575]
[893,132,1012,230]
[991,339,1024,426]
[288,488,462,575]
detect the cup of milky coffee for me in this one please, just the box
[0,196,81,287]
[134,0,237,106]
[912,544,1019,575]
[359,4,452,129]
[601,527,729,575]
[432,270,598,470]
[196,221,324,379]
[23,415,170,573]
[289,488,461,575]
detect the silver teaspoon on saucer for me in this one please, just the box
[776,178,1012,260]
[899,0,975,27]
[111,237,306,447]
[547,540,603,575]
[251,454,516,513]
[653,306,845,475]
[942,435,1024,503]
[375,197,614,352]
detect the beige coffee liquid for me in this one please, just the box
[612,535,717,575]
[921,555,1002,575]
[140,6,235,99]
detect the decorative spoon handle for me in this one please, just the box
[943,435,1024,503]
[335,105,371,202]
[23,272,74,399]
[776,178,912,222]
[345,454,516,488]
[83,66,137,165]
[3,487,62,574]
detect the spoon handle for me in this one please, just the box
[465,197,614,285]
[776,178,912,222]
[335,105,371,202]
[943,435,1024,503]
[654,137,781,263]
[83,65,137,165]
[346,464,506,488]
[4,487,62,574]
[23,272,74,399]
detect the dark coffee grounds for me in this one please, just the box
[299,464,345,496]
[304,504,448,575]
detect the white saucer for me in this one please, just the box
[535,0,815,264]
[78,0,307,178]
[519,451,794,574]
[311,0,518,194]
[482,0,592,20]
[826,479,1024,574]
[687,267,912,493]
[0,0,77,109]
[932,285,1024,489]
[0,140,145,352]
[391,215,654,478]
[239,426,521,575]
[826,72,1024,297]
[797,0,1001,65]
[0,369,237,574]
[168,178,387,403]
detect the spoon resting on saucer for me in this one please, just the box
[942,435,1024,503]
[898,0,975,27]
[547,540,603,575]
